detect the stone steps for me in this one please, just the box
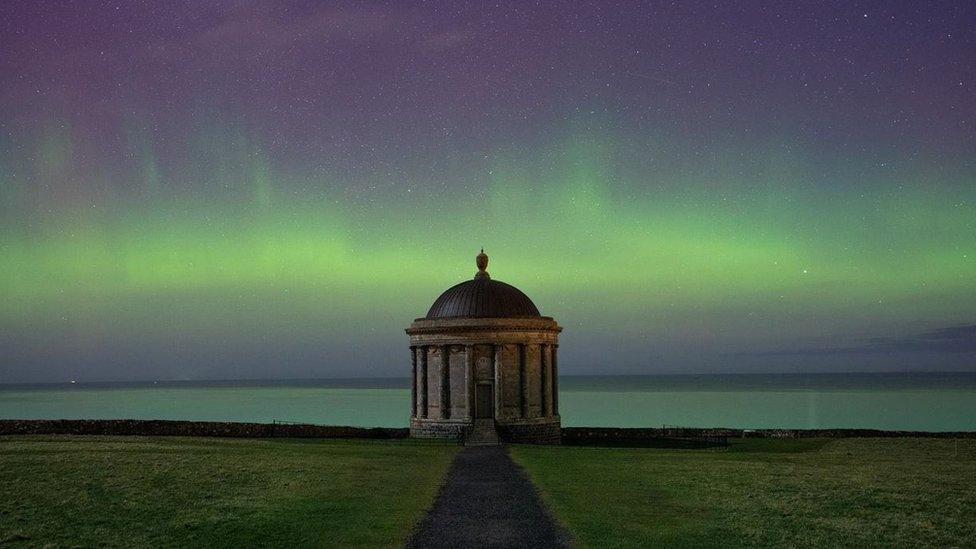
[465,420,500,446]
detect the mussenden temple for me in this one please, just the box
[406,250,562,444]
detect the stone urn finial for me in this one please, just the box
[475,249,490,279]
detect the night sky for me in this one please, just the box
[2,2,974,383]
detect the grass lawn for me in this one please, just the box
[0,436,458,548]
[511,438,976,548]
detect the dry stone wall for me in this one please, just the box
[562,426,976,446]
[0,419,408,439]
[2,420,972,442]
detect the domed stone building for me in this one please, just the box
[406,251,562,444]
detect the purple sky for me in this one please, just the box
[1,2,974,382]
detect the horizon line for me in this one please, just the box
[3,369,976,389]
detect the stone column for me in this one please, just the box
[540,344,549,417]
[440,345,451,419]
[419,346,428,419]
[410,346,417,418]
[552,344,559,415]
[493,344,502,419]
[519,343,528,418]
[465,344,475,420]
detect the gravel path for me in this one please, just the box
[406,446,572,548]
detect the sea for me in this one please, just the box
[1,372,975,432]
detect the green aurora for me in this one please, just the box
[2,124,974,381]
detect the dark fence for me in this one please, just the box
[562,428,730,448]
[562,426,976,448]
[0,419,408,439]
[1,420,973,442]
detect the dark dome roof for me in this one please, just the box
[427,278,541,319]
[425,250,541,319]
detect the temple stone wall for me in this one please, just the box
[475,350,493,381]
[415,345,429,418]
[499,344,520,419]
[525,344,541,418]
[425,346,441,418]
[449,346,466,418]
